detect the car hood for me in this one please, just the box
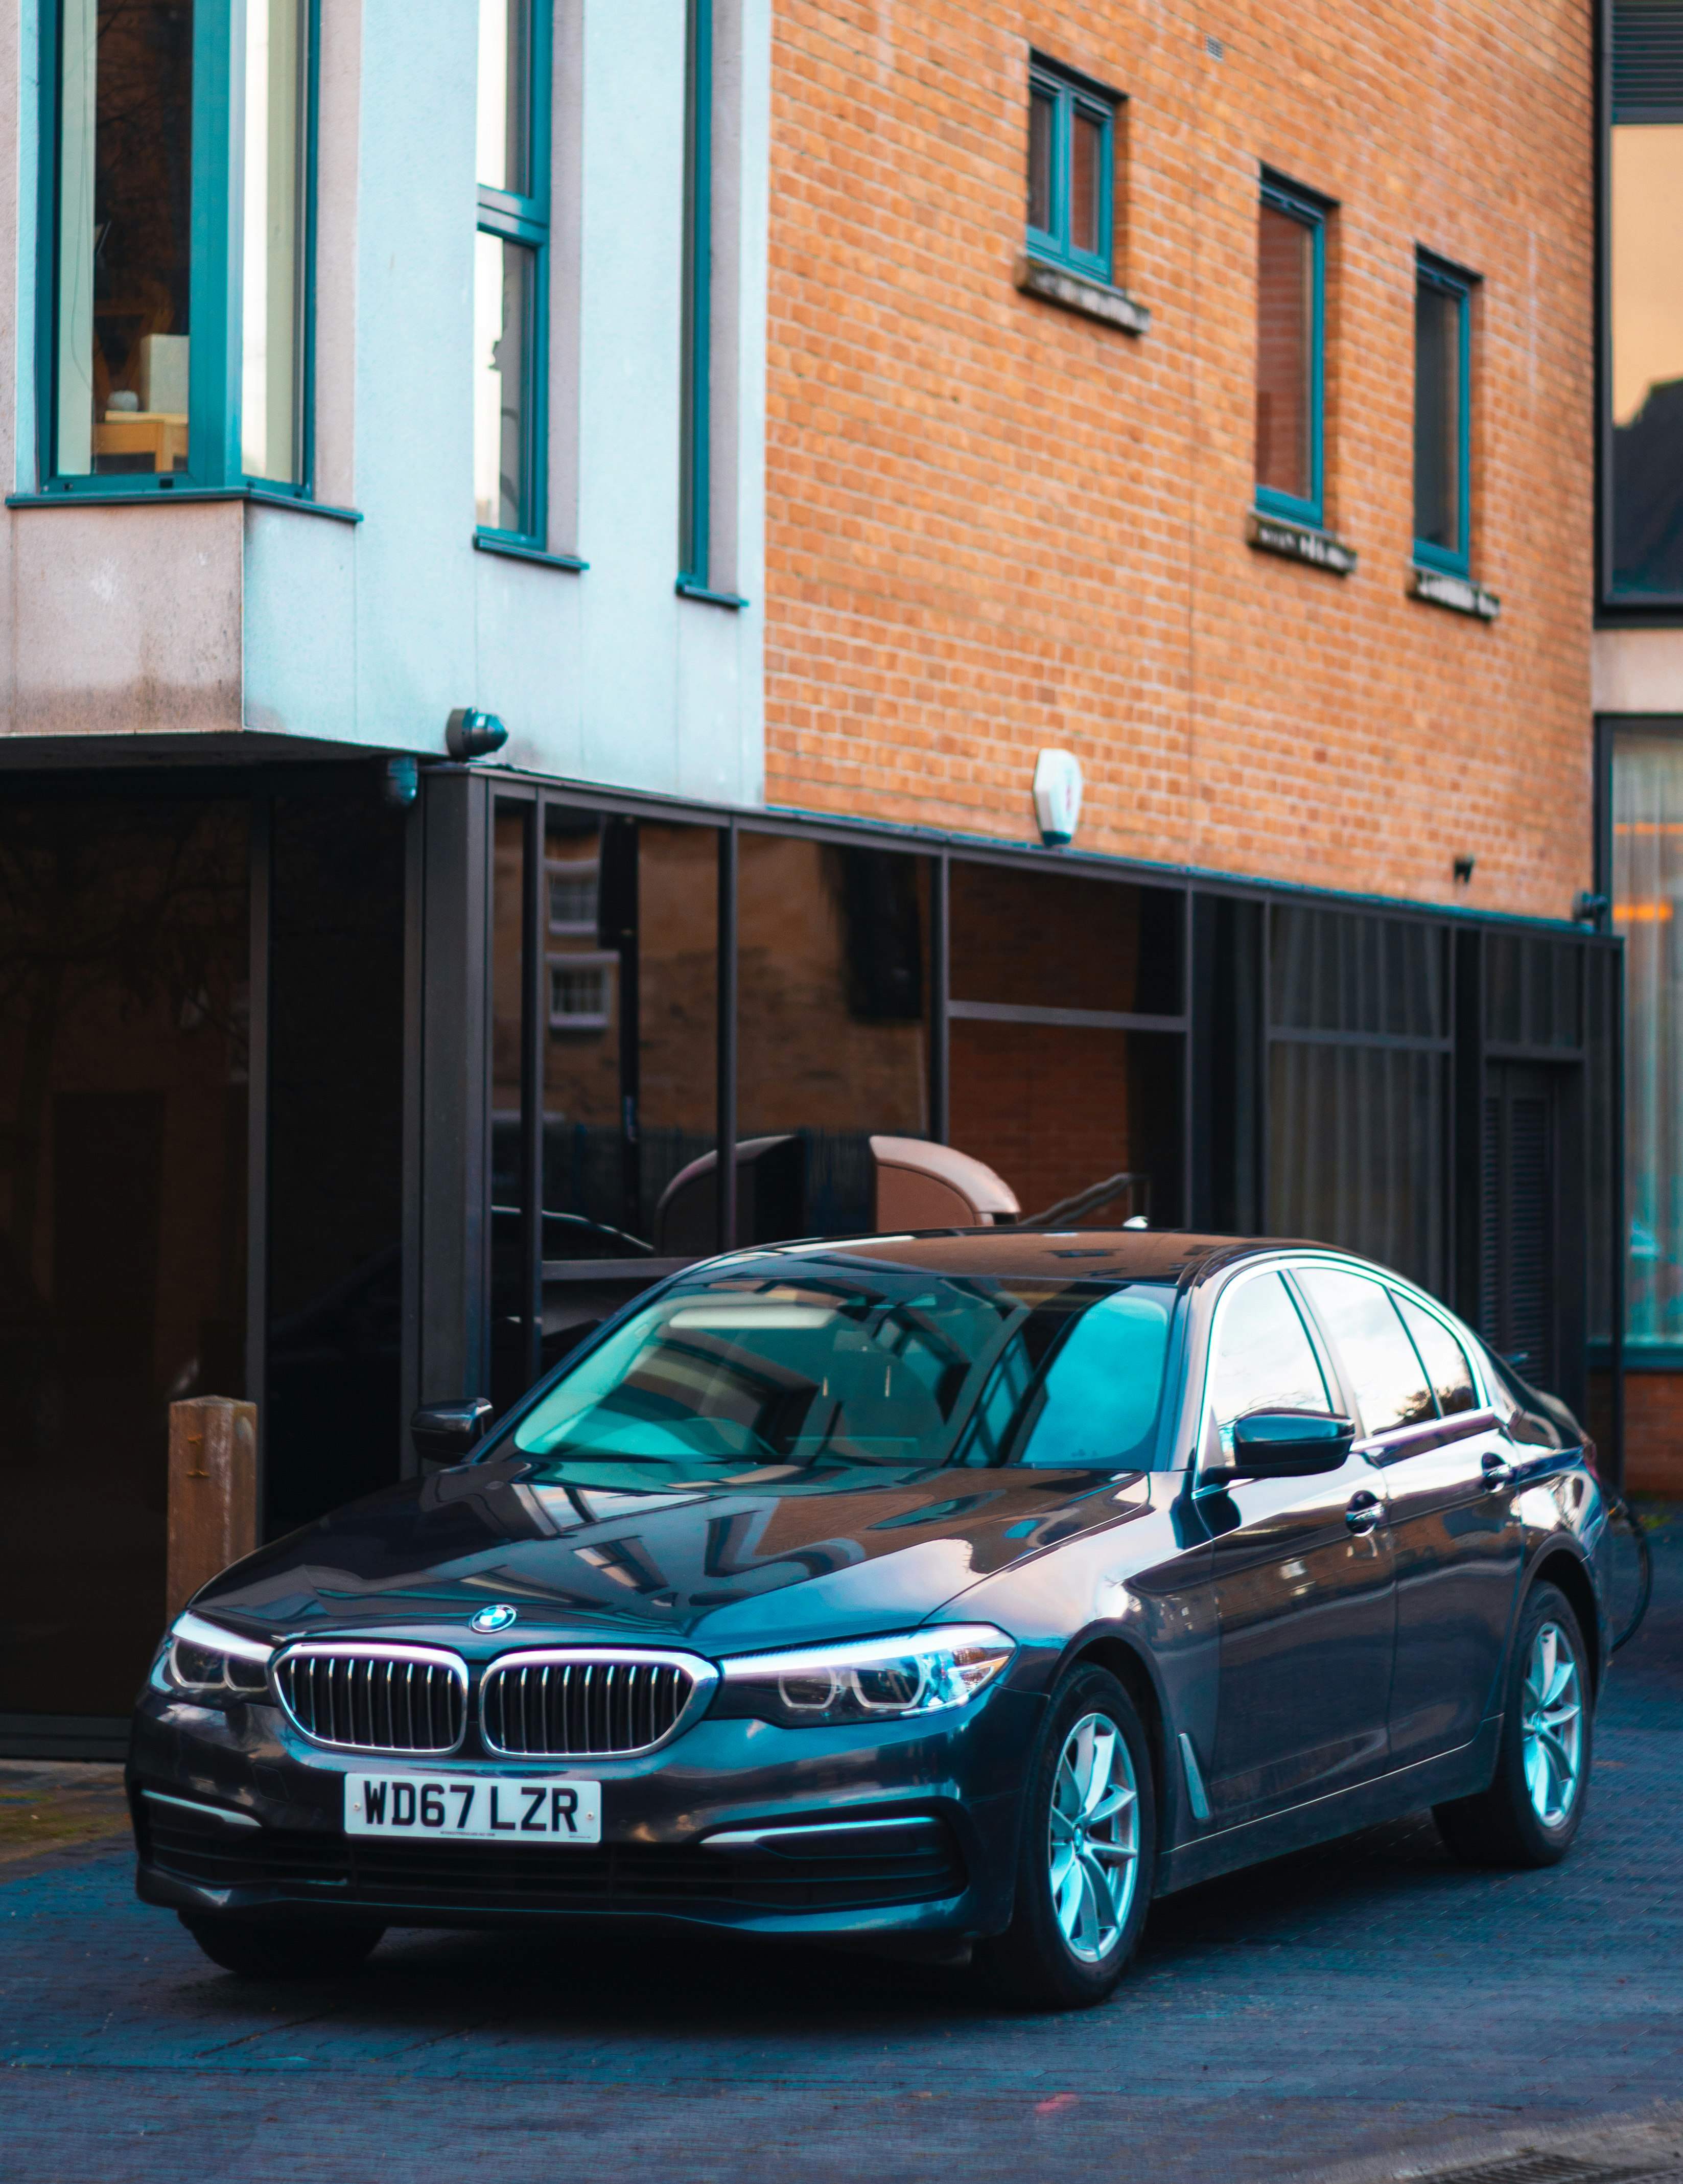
[192,1456,1151,1657]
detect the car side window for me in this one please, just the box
[1392,1294,1477,1416]
[1208,1274,1332,1455]
[1295,1266,1435,1436]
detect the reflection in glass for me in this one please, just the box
[1413,278,1461,556]
[265,799,405,1527]
[1027,85,1054,231]
[1610,124,1683,595]
[0,801,248,1714]
[736,836,929,1241]
[1295,1267,1434,1435]
[1612,727,1683,1346]
[477,0,530,195]
[57,0,194,477]
[1255,202,1313,503]
[241,0,307,484]
[950,864,1181,1015]
[490,804,530,1414]
[474,231,533,531]
[1070,108,1103,258]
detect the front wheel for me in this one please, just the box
[1433,1579,1592,1869]
[976,1664,1156,2010]
[180,1913,385,1979]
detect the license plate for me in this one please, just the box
[345,1774,601,1844]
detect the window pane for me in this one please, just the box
[490,803,530,1415]
[535,812,718,1264]
[1070,108,1104,261]
[1027,86,1054,233]
[0,799,247,1713]
[1611,123,1683,595]
[951,862,1183,1014]
[1413,280,1460,552]
[1255,202,1313,503]
[241,0,307,484]
[1209,1275,1331,1452]
[477,0,530,195]
[1269,1043,1447,1295]
[736,836,930,1241]
[58,0,194,478]
[474,231,533,532]
[1612,727,1683,1348]
[1296,1268,1435,1435]
[1393,1294,1476,1417]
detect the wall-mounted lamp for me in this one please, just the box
[1452,854,1476,886]
[1574,891,1610,927]
[382,755,419,809]
[446,707,509,759]
[1033,749,1084,847]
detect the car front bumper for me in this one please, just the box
[127,1680,1038,1943]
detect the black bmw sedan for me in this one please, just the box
[129,1230,1609,2009]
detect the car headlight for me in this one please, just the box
[160,1611,274,1703]
[712,1625,1015,1728]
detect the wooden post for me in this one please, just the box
[167,1398,259,1622]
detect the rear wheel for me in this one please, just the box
[180,1914,384,1979]
[1433,1579,1591,1869]
[976,1665,1155,2010]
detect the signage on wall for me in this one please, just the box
[1033,750,1084,847]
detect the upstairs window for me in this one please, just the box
[44,0,315,496]
[1414,254,1473,576]
[1607,0,1683,601]
[1254,174,1326,529]
[475,0,550,543]
[1025,59,1115,284]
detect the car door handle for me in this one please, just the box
[1481,1452,1515,1491]
[1345,1492,1383,1534]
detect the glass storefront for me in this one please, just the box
[1611,726,1683,1350]
[0,797,248,1718]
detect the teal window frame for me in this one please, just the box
[678,0,713,592]
[476,0,552,551]
[1412,252,1473,579]
[1254,173,1326,533]
[34,0,320,500]
[1024,59,1115,285]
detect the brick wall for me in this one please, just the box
[1620,1370,1683,1500]
[762,0,1594,920]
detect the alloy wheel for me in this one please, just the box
[1521,1620,1583,1830]
[1047,1710,1139,1963]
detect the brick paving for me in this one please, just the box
[3,1513,1679,2184]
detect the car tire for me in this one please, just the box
[179,1914,385,1979]
[975,1664,1156,2011]
[1433,1579,1593,1870]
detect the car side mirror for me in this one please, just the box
[1202,1410,1356,1485]
[411,1398,495,1464]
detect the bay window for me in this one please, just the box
[42,0,316,496]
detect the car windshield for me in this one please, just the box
[504,1257,1179,1491]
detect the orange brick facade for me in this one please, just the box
[761,0,1595,922]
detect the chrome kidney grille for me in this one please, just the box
[480,1650,713,1758]
[273,1645,468,1754]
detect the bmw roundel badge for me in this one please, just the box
[471,1604,518,1633]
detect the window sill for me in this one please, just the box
[5,484,363,522]
[1409,564,1500,621]
[474,531,588,572]
[1246,509,1357,575]
[676,578,749,609]
[1015,254,1150,335]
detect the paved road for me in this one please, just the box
[5,1513,1681,2184]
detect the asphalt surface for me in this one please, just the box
[4,1509,1680,2184]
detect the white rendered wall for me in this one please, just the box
[0,0,767,807]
